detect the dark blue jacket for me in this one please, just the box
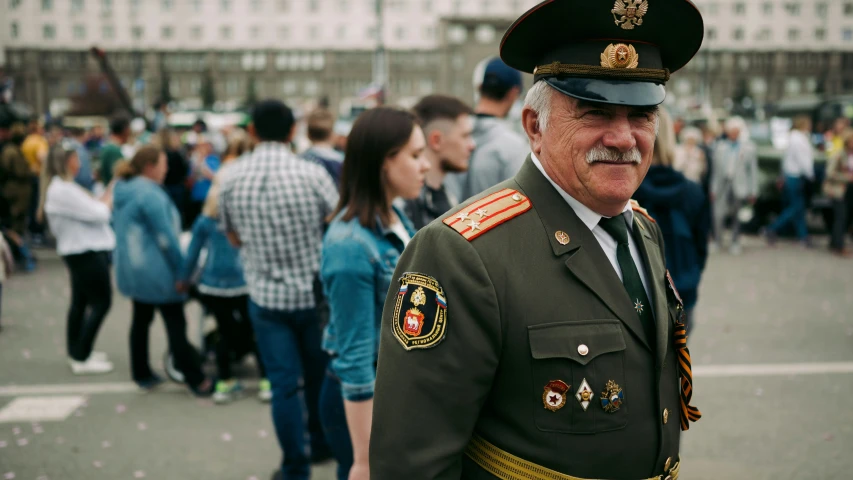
[633,166,709,310]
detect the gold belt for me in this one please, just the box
[464,434,680,480]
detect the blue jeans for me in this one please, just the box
[319,371,354,480]
[770,175,808,240]
[248,301,329,480]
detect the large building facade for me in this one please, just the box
[1,0,852,117]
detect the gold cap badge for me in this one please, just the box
[611,0,649,30]
[600,43,639,69]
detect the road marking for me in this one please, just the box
[0,396,87,422]
[0,363,851,397]
[0,380,260,397]
[694,362,853,377]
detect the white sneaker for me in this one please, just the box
[69,358,114,375]
[90,351,108,361]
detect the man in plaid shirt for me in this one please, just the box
[220,100,338,480]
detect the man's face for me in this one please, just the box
[435,115,475,173]
[527,94,657,215]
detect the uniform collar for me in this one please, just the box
[529,152,633,231]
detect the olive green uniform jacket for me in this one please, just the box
[370,159,684,479]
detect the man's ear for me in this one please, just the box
[247,123,259,142]
[426,128,444,152]
[521,106,542,155]
[286,123,297,143]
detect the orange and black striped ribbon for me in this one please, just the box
[674,318,701,430]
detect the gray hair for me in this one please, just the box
[523,80,661,137]
[524,81,555,133]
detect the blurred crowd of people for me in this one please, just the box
[0,53,852,479]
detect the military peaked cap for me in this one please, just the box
[500,0,704,106]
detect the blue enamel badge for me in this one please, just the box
[600,380,624,413]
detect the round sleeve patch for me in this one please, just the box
[392,272,448,351]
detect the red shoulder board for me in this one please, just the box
[630,199,656,224]
[443,188,531,241]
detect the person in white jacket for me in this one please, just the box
[44,141,117,375]
[766,116,815,246]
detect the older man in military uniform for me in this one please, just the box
[370,1,703,479]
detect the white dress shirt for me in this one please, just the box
[44,176,116,256]
[782,130,815,179]
[530,153,653,309]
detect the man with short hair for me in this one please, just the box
[300,108,343,186]
[405,94,475,230]
[370,1,704,478]
[219,100,337,480]
[445,57,529,203]
[98,116,131,185]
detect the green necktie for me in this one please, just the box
[598,215,656,350]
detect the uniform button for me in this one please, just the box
[664,457,672,471]
[662,408,669,424]
[577,344,589,356]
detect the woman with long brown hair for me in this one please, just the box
[112,145,213,396]
[318,107,430,480]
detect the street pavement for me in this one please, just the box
[1,235,852,480]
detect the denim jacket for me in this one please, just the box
[320,206,415,401]
[113,177,186,305]
[181,215,248,296]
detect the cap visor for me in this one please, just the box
[544,77,666,107]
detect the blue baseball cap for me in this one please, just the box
[476,57,523,93]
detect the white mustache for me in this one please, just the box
[586,145,642,164]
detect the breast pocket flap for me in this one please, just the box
[528,320,626,366]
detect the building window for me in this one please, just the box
[815,28,826,41]
[161,0,174,11]
[706,27,717,41]
[312,53,324,70]
[102,25,115,39]
[220,26,233,40]
[475,25,496,43]
[705,2,718,15]
[277,0,289,11]
[732,27,744,41]
[423,25,436,41]
[784,2,800,16]
[189,79,201,95]
[43,24,56,39]
[250,26,262,39]
[308,0,319,12]
[132,26,144,40]
[11,22,19,39]
[816,2,827,17]
[336,25,347,40]
[845,2,853,16]
[304,79,320,96]
[161,26,174,39]
[278,26,290,40]
[757,28,771,41]
[71,0,84,13]
[762,2,772,14]
[10,0,21,9]
[73,24,86,39]
[447,24,468,44]
[395,26,405,40]
[101,0,112,12]
[844,28,853,41]
[191,26,203,40]
[42,0,53,11]
[337,0,349,12]
[788,28,800,41]
[220,0,232,12]
[251,0,263,12]
[419,79,435,95]
[733,2,745,15]
[309,25,320,40]
[282,79,297,95]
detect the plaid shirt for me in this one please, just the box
[220,142,339,311]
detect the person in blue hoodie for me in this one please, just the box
[112,145,213,396]
[318,107,430,480]
[633,109,710,336]
[180,165,269,405]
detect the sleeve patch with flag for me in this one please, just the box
[442,188,531,241]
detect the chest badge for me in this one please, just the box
[392,273,448,351]
[575,378,594,411]
[600,380,625,413]
[542,380,570,412]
